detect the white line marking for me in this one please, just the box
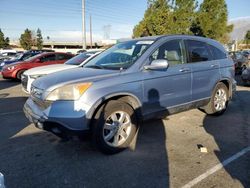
[0,110,23,116]
[182,146,250,188]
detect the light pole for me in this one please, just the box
[82,0,86,49]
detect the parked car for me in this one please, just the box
[1,52,74,80]
[0,49,16,54]
[24,35,236,154]
[1,52,17,57]
[0,52,40,71]
[76,49,87,54]
[0,51,18,61]
[21,51,101,93]
[242,50,250,59]
[26,49,55,53]
[229,51,249,74]
[241,68,250,85]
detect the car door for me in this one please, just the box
[143,39,192,115]
[185,40,221,101]
[38,54,57,66]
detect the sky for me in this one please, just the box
[0,0,249,43]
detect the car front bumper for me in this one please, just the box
[23,97,92,135]
[1,69,14,78]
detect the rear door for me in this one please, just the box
[185,40,220,101]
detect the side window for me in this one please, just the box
[57,54,72,60]
[150,40,185,66]
[40,54,56,62]
[186,40,212,63]
[208,45,227,60]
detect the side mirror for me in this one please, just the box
[144,59,169,70]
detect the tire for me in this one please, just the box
[201,82,229,116]
[16,70,25,80]
[92,100,138,154]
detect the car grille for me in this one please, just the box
[21,74,28,90]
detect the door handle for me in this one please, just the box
[179,68,190,72]
[211,64,219,68]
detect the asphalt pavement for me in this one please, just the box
[0,76,249,188]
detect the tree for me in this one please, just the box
[195,0,233,43]
[5,37,10,47]
[0,29,9,48]
[36,28,43,50]
[171,0,197,35]
[244,30,250,45]
[133,0,172,37]
[19,29,33,50]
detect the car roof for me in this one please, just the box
[126,34,221,43]
[39,52,73,56]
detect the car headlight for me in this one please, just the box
[0,62,5,66]
[46,82,92,101]
[30,74,46,79]
[7,66,15,70]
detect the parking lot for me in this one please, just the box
[0,76,249,188]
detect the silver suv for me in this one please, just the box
[24,35,236,154]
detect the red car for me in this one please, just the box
[1,52,74,80]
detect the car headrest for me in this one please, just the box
[167,51,180,61]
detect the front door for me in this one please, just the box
[143,39,192,116]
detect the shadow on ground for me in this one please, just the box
[0,119,169,188]
[0,78,20,90]
[203,90,250,187]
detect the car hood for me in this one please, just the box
[33,67,119,91]
[4,61,26,67]
[24,64,77,76]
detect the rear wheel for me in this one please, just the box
[92,100,138,154]
[201,82,229,116]
[16,70,26,80]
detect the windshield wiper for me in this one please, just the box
[85,65,104,69]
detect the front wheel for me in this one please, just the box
[201,82,229,116]
[92,100,138,154]
[16,70,26,80]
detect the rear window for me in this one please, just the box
[208,45,227,60]
[186,40,212,63]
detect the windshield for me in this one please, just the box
[65,53,92,65]
[84,40,154,70]
[24,54,41,62]
[11,53,23,60]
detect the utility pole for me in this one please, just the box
[90,14,92,49]
[82,0,86,49]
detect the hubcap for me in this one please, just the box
[214,88,227,111]
[103,111,132,147]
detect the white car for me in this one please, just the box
[0,49,16,55]
[21,51,101,93]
